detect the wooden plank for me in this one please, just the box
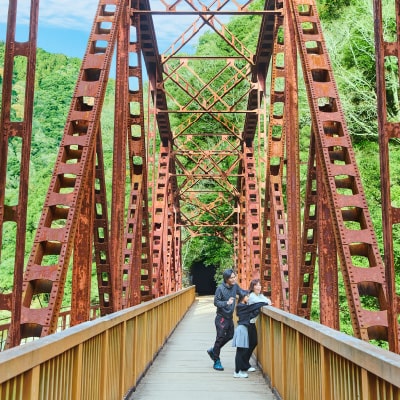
[126,296,276,400]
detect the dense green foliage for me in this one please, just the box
[0,44,79,283]
[0,43,115,312]
[1,0,400,341]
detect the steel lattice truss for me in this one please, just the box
[0,0,399,353]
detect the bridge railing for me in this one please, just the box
[257,306,400,400]
[0,306,101,351]
[0,286,195,400]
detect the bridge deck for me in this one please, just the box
[127,296,276,400]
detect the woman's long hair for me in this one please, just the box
[248,279,261,293]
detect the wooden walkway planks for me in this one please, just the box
[127,296,276,400]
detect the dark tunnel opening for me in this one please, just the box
[191,262,217,295]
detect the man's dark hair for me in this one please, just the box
[222,268,235,283]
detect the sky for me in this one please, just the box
[0,0,100,58]
[0,0,201,60]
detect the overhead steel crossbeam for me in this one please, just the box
[143,0,275,290]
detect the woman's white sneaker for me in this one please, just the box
[247,367,256,372]
[233,371,248,378]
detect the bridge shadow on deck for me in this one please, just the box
[127,296,276,400]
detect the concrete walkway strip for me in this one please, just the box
[127,296,276,400]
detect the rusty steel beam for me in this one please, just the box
[237,143,263,289]
[171,223,182,293]
[242,143,262,286]
[237,181,247,287]
[164,186,176,294]
[93,129,114,316]
[243,0,280,143]
[122,2,153,306]
[269,178,289,310]
[317,149,339,329]
[138,0,172,144]
[137,1,183,296]
[3,0,399,356]
[71,144,95,326]
[151,145,172,297]
[18,0,125,341]
[296,132,318,318]
[152,0,271,286]
[290,0,395,349]
[0,0,39,349]
[111,2,130,311]
[373,0,400,354]
[296,131,338,328]
[261,12,289,310]
[283,0,301,315]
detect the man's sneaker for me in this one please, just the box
[247,367,256,372]
[233,371,248,378]
[207,348,215,361]
[213,359,224,371]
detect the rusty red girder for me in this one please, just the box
[283,0,301,316]
[151,145,172,297]
[18,1,125,341]
[71,132,95,326]
[92,129,114,315]
[289,0,397,349]
[296,129,339,329]
[373,0,400,354]
[2,0,400,355]
[153,1,276,279]
[236,143,262,289]
[116,1,153,307]
[296,132,318,318]
[317,145,340,329]
[261,10,290,310]
[111,2,130,311]
[0,0,39,348]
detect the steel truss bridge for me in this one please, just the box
[1,0,400,355]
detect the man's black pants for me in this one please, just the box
[212,314,234,360]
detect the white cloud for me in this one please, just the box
[0,0,231,52]
[38,1,98,30]
[0,0,98,31]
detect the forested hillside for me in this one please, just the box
[0,46,76,287]
[0,0,399,333]
[0,43,116,307]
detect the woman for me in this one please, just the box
[246,279,272,370]
[232,290,268,378]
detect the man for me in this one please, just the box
[207,268,246,371]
